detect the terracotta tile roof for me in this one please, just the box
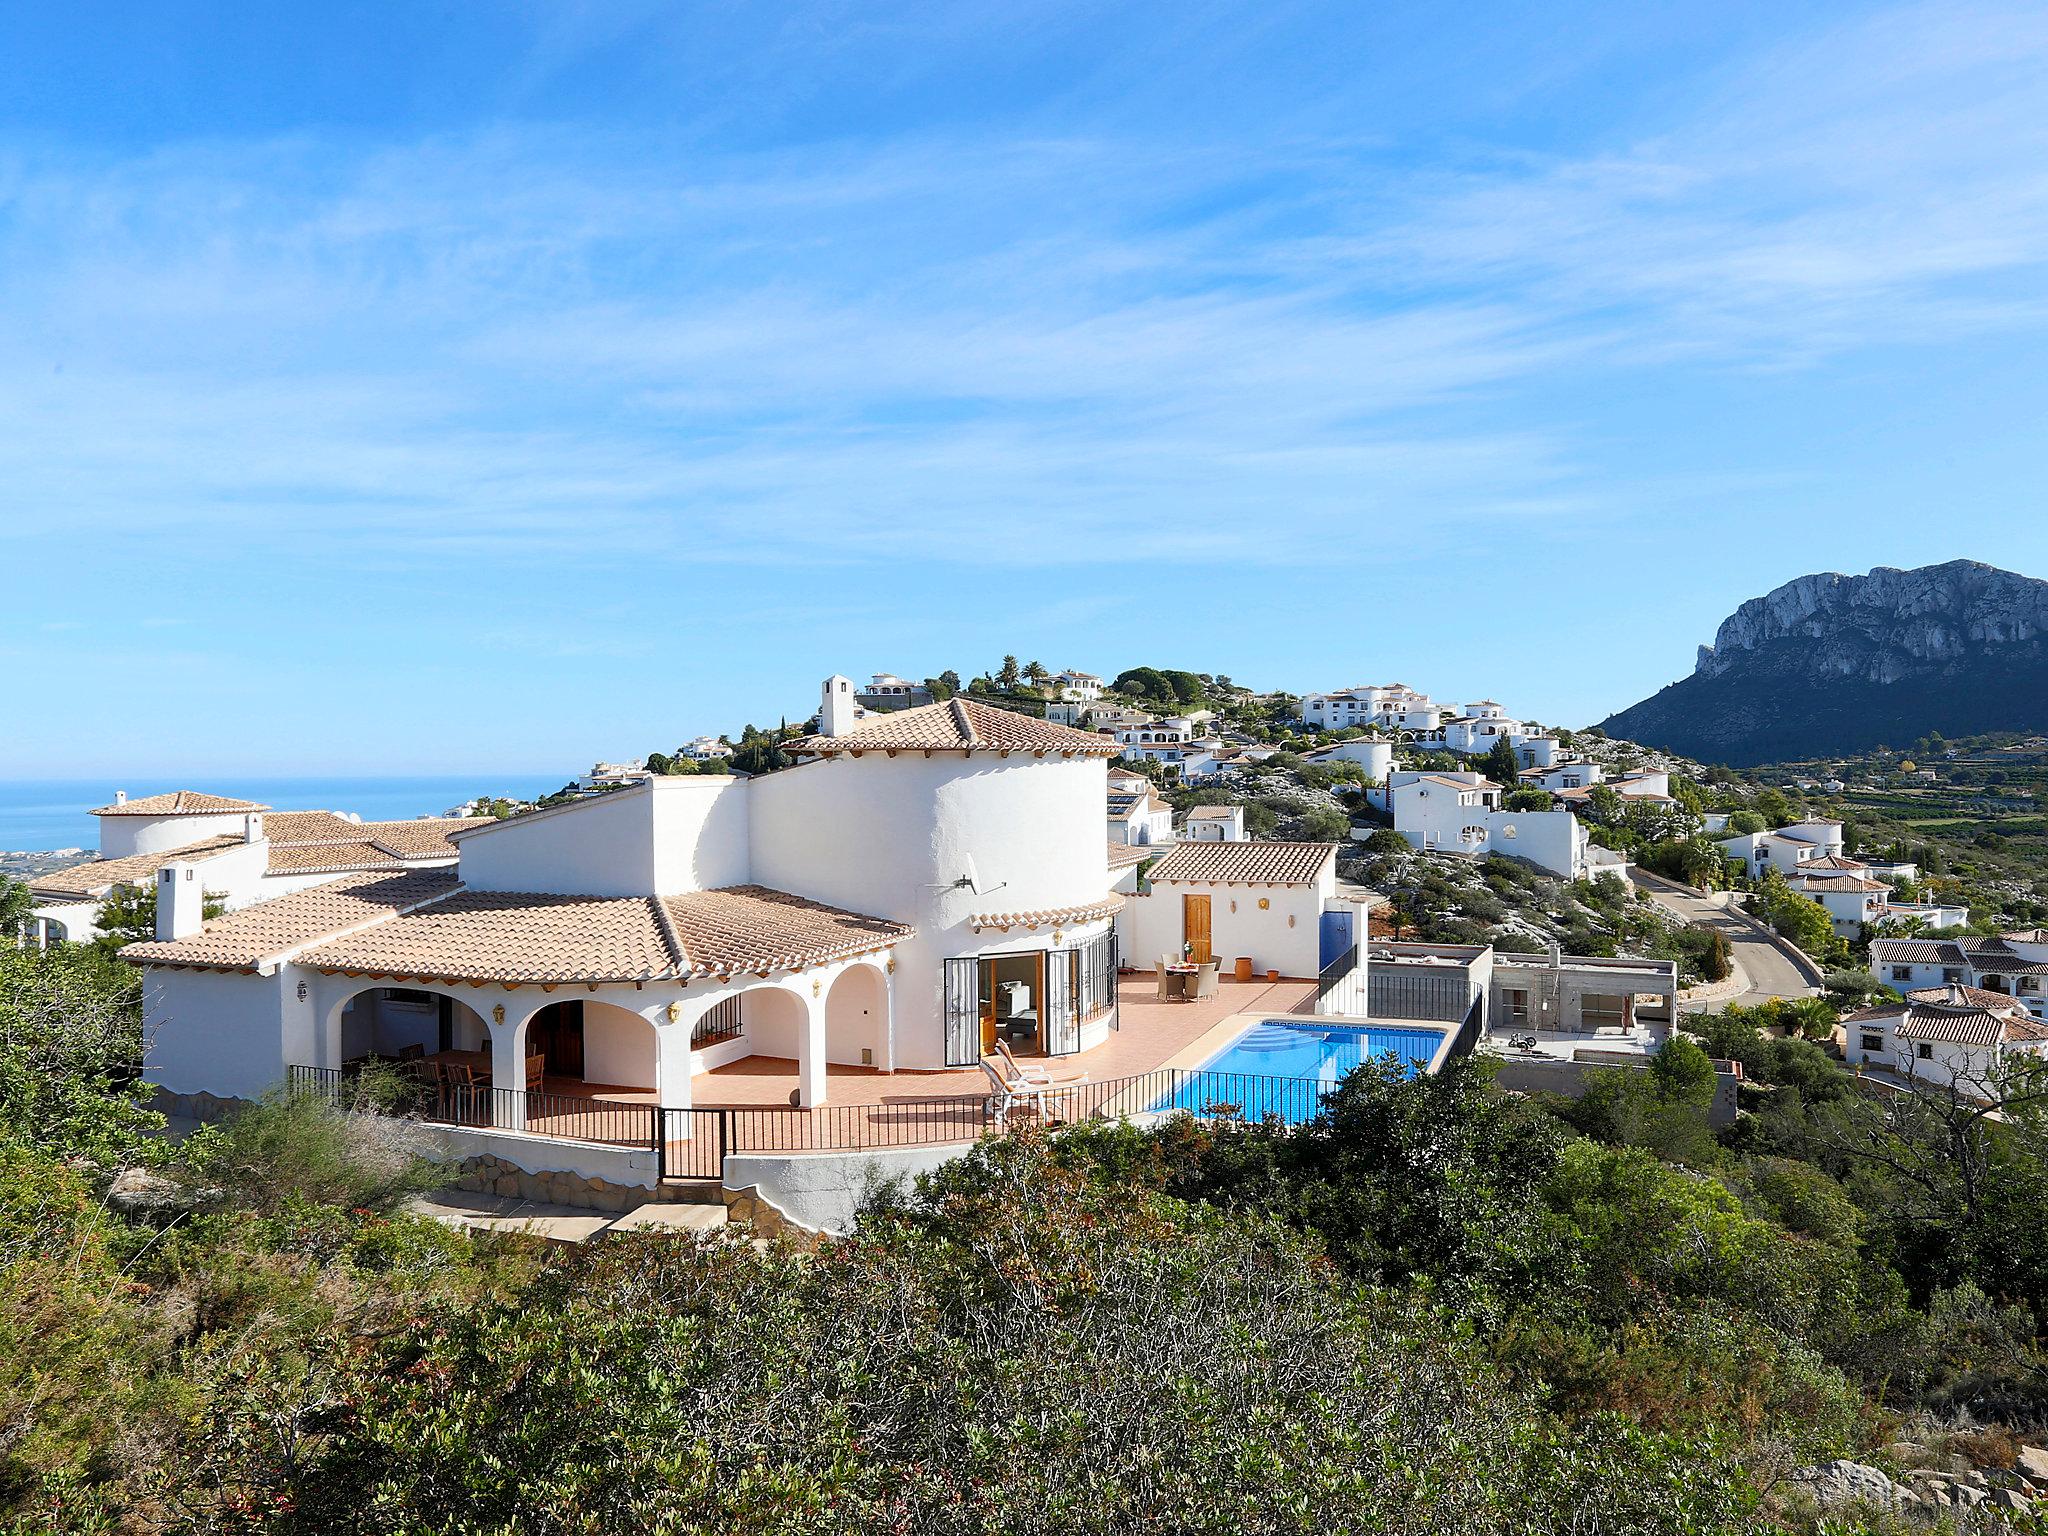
[28,836,242,899]
[2004,929,2048,945]
[1906,983,2028,1012]
[1413,773,1500,792]
[789,698,1119,757]
[1141,840,1337,886]
[125,872,911,984]
[1850,994,2048,1047]
[263,840,411,875]
[1106,841,1153,870]
[349,818,490,858]
[1871,937,1967,966]
[260,810,364,842]
[91,790,270,817]
[659,886,913,978]
[1186,804,1240,819]
[969,894,1124,932]
[121,869,461,970]
[1793,874,1889,893]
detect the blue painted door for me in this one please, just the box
[1318,909,1354,969]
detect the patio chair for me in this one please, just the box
[978,1057,1047,1130]
[1190,961,1221,1000]
[525,1053,546,1092]
[994,1039,1088,1089]
[396,1042,425,1062]
[1156,958,1183,1001]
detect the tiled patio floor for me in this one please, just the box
[689,974,1319,1109]
[437,975,1319,1160]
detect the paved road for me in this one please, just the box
[1631,874,1818,1011]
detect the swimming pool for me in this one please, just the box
[1152,1018,1448,1124]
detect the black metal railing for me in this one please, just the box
[1365,969,1473,1023]
[1315,943,1366,1016]
[287,1063,662,1154]
[1444,995,1485,1061]
[291,1045,1462,1185]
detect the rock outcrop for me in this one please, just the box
[1600,560,2048,765]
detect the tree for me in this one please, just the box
[1504,788,1552,812]
[922,675,955,702]
[643,751,676,776]
[1298,806,1350,841]
[1111,666,1170,701]
[1482,736,1520,788]
[93,882,225,954]
[1021,660,1050,691]
[1753,871,1837,960]
[0,876,29,936]
[938,669,962,693]
[1726,810,1767,836]
[995,655,1021,690]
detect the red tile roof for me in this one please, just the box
[1141,840,1337,886]
[91,791,269,817]
[789,698,1119,757]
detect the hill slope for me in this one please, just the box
[1599,560,2048,766]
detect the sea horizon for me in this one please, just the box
[0,774,569,853]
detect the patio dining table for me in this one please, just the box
[1160,963,1199,1000]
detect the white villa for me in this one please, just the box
[1054,670,1104,701]
[1870,932,2048,1020]
[1182,804,1246,841]
[1108,784,1175,847]
[853,673,934,711]
[679,735,734,761]
[1302,738,1394,781]
[1386,770,1593,878]
[1299,685,1443,733]
[1519,760,1604,794]
[1717,817,1849,879]
[1844,983,2048,1088]
[129,689,1132,1116]
[26,791,485,946]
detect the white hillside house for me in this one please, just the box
[1388,770,1592,879]
[1870,932,2048,1020]
[25,791,483,946]
[128,687,1128,1118]
[1844,983,2048,1090]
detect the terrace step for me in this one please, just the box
[608,1202,729,1235]
[652,1177,729,1204]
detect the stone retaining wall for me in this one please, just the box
[448,1153,649,1214]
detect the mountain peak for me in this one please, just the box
[1603,560,2048,765]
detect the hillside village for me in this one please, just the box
[12,658,2048,1530]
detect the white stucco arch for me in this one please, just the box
[320,979,492,1064]
[824,961,890,1069]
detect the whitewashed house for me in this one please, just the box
[1717,818,1849,879]
[26,791,485,946]
[127,688,1127,1118]
[1870,931,2048,1020]
[1182,804,1246,841]
[1388,770,1592,878]
[1302,738,1394,781]
[580,760,653,792]
[1844,983,2048,1088]
[1108,785,1176,847]
[1513,735,1567,769]
[1054,670,1105,702]
[853,673,934,711]
[1519,760,1604,794]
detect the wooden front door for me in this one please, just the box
[978,960,998,1053]
[1182,895,1213,964]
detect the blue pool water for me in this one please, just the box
[1153,1019,1447,1124]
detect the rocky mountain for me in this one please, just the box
[1599,560,2048,766]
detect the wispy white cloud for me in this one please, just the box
[2,0,2046,586]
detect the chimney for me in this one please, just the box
[243,812,264,844]
[114,789,127,806]
[156,863,206,941]
[820,675,858,737]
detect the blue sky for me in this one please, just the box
[3,1,2047,775]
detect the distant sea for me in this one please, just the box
[0,776,567,853]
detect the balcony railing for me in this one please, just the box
[289,1043,1470,1182]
